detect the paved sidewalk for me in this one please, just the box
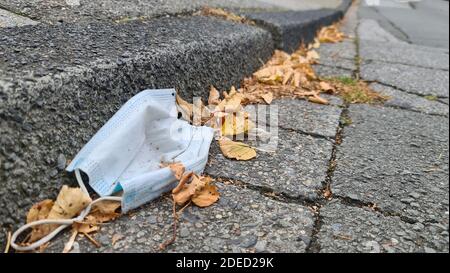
[42,1,448,253]
[1,1,448,253]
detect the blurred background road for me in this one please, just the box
[360,0,449,49]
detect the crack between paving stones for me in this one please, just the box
[307,14,362,252]
[370,81,450,100]
[0,5,38,21]
[305,106,348,253]
[381,103,448,118]
[208,174,320,208]
[278,125,336,143]
[333,195,418,224]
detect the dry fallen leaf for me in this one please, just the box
[261,92,274,104]
[192,181,220,208]
[208,85,221,106]
[216,87,244,113]
[221,111,254,136]
[87,200,121,224]
[176,94,193,122]
[319,81,334,92]
[172,172,200,206]
[167,162,185,180]
[318,23,345,43]
[28,187,91,243]
[308,94,329,105]
[199,7,254,25]
[112,234,124,246]
[219,137,257,161]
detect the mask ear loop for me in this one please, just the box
[10,169,122,252]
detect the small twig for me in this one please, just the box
[4,231,11,253]
[176,200,192,218]
[159,199,178,251]
[63,229,78,253]
[82,232,101,248]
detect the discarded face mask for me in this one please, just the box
[11,89,214,251]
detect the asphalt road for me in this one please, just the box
[360,0,449,49]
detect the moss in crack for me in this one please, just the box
[324,77,389,104]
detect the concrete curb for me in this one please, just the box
[245,0,352,53]
[0,2,352,248]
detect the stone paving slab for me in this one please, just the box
[317,40,356,61]
[313,64,353,78]
[357,19,405,44]
[318,201,449,253]
[0,17,274,246]
[332,105,449,226]
[206,129,333,201]
[360,61,449,98]
[360,40,450,70]
[44,184,315,253]
[0,7,38,27]
[371,83,449,117]
[274,97,343,138]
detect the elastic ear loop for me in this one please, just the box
[10,169,122,252]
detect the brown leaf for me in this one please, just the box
[172,173,207,206]
[27,199,54,224]
[261,92,274,104]
[167,162,185,180]
[29,187,91,243]
[308,94,329,105]
[86,200,121,224]
[319,81,334,92]
[208,85,221,105]
[216,87,244,113]
[192,183,220,208]
[176,94,193,122]
[219,137,256,161]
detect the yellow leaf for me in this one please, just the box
[192,183,220,208]
[261,92,274,104]
[306,50,320,62]
[29,186,91,243]
[221,112,254,136]
[176,94,193,122]
[216,87,243,113]
[219,138,256,161]
[208,86,221,105]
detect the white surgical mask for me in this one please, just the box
[11,89,214,251]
